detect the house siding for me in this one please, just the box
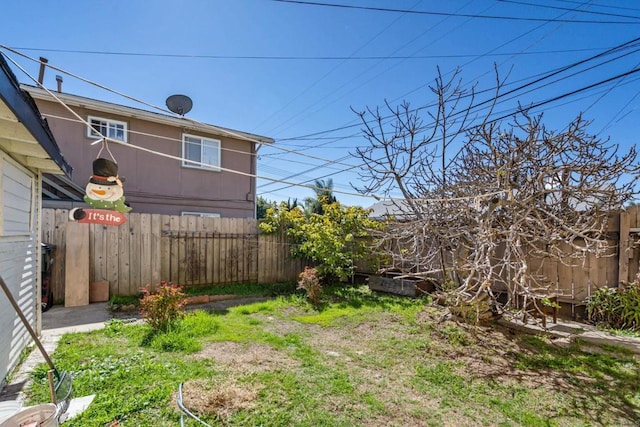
[34,98,257,217]
[0,156,37,387]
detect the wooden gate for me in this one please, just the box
[164,231,259,287]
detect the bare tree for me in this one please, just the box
[353,70,638,321]
[352,68,485,280]
[446,111,637,317]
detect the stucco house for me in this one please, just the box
[23,84,274,218]
[0,55,71,387]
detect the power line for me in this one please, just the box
[255,0,426,135]
[7,46,608,60]
[444,65,640,170]
[265,46,640,194]
[0,51,379,201]
[496,0,640,20]
[0,47,377,174]
[272,31,640,143]
[553,0,640,13]
[3,32,636,202]
[272,0,640,24]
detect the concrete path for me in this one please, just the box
[0,302,121,404]
[500,316,640,356]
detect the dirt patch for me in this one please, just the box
[191,341,300,373]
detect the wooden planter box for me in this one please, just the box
[367,273,434,297]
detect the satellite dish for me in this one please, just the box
[166,94,193,116]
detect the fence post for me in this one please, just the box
[618,209,630,287]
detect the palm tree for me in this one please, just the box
[304,179,337,216]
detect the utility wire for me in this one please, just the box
[0,51,377,200]
[274,33,640,143]
[0,52,517,206]
[554,0,640,13]
[3,33,636,201]
[256,0,426,135]
[264,61,640,195]
[8,46,609,60]
[444,65,640,170]
[496,0,640,20]
[272,0,640,24]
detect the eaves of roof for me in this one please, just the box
[0,56,72,177]
[22,84,275,145]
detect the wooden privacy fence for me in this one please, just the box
[41,209,305,299]
[521,205,640,305]
[41,206,640,304]
[378,206,640,306]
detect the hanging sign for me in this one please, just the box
[70,153,132,227]
[70,208,127,226]
[82,157,132,213]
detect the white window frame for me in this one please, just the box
[87,116,128,143]
[182,134,221,171]
[181,211,221,218]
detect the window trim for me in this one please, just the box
[182,134,221,171]
[181,211,221,218]
[87,116,128,143]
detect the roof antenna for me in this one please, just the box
[165,94,193,116]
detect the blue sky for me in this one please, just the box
[2,0,640,207]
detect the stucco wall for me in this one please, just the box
[36,98,256,217]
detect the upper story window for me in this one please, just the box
[87,116,128,142]
[182,134,220,171]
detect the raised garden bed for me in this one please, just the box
[367,272,434,297]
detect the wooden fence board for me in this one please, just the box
[129,213,142,293]
[159,215,170,284]
[118,215,131,295]
[105,219,119,297]
[168,216,180,284]
[52,209,68,302]
[150,214,161,286]
[93,224,106,282]
[140,213,152,287]
[619,210,631,284]
[606,239,618,287]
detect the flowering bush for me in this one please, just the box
[139,281,186,332]
[298,267,322,305]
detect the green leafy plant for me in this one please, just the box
[260,200,384,281]
[586,283,640,331]
[139,280,187,332]
[298,266,322,305]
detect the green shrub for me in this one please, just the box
[586,283,640,331]
[139,281,187,332]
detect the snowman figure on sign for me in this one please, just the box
[83,158,132,213]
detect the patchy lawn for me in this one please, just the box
[27,286,640,426]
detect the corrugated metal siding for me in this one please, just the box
[0,155,37,386]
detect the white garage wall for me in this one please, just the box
[0,154,38,387]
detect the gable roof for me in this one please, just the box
[23,85,275,145]
[367,198,416,221]
[0,56,71,176]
